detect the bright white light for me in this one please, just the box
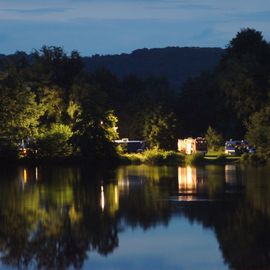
[101,185,105,211]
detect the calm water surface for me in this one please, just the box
[0,164,269,270]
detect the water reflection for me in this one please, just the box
[35,166,39,181]
[99,184,119,214]
[178,166,197,192]
[177,166,208,201]
[0,164,269,269]
[225,164,244,187]
[100,185,105,211]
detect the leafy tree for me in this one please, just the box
[115,76,177,139]
[246,105,270,159]
[36,124,74,158]
[66,99,82,125]
[143,106,176,150]
[177,72,228,137]
[74,111,119,160]
[205,126,223,151]
[0,85,43,142]
[217,28,270,136]
[102,111,119,142]
[32,46,83,88]
[38,87,64,125]
[226,28,269,61]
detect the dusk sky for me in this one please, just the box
[1,0,270,56]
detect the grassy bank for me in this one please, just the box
[119,149,185,165]
[120,149,241,165]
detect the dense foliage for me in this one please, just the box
[178,28,270,160]
[0,28,270,161]
[205,126,224,151]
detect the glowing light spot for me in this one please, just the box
[23,169,28,183]
[35,167,39,181]
[101,185,105,211]
[178,166,197,193]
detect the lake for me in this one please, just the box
[0,164,269,270]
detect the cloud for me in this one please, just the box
[0,0,270,55]
[2,7,70,14]
[0,0,269,22]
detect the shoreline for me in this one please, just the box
[0,151,265,167]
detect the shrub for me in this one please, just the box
[163,151,185,164]
[205,126,223,151]
[143,148,165,164]
[120,149,184,165]
[120,153,143,164]
[37,124,74,158]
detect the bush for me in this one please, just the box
[120,149,184,165]
[120,153,142,164]
[36,124,74,158]
[205,126,223,151]
[143,148,165,164]
[163,151,185,164]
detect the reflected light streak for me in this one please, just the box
[178,167,197,194]
[100,185,105,211]
[117,178,130,194]
[178,195,194,201]
[23,168,28,184]
[225,164,237,185]
[35,167,39,181]
[114,185,119,206]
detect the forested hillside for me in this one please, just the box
[83,47,224,89]
[0,47,224,89]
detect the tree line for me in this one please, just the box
[0,28,269,161]
[178,28,270,160]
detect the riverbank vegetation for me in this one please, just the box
[0,28,270,164]
[120,149,241,166]
[120,149,185,165]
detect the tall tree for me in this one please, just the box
[246,105,270,159]
[0,84,43,142]
[218,28,270,136]
[143,106,176,150]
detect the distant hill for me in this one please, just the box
[0,47,224,89]
[83,47,224,89]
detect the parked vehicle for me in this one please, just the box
[225,140,255,155]
[115,138,146,153]
[178,137,207,155]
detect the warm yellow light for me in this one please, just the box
[178,166,197,193]
[114,185,119,206]
[23,169,27,183]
